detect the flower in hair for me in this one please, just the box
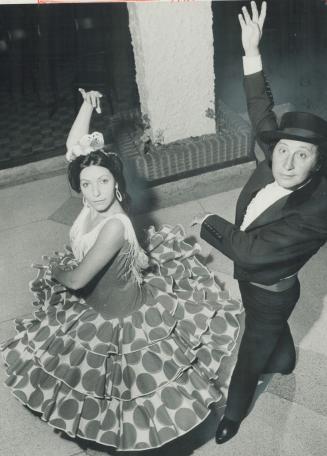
[66,132,105,162]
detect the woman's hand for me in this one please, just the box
[79,88,103,114]
[66,88,103,151]
[48,258,63,280]
[239,1,267,57]
[50,264,61,280]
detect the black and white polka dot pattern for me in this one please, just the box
[1,225,242,451]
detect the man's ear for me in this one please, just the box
[313,148,324,173]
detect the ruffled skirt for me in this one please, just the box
[1,224,242,451]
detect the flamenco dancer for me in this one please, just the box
[197,1,327,444]
[1,88,242,451]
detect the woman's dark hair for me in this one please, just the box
[68,148,131,211]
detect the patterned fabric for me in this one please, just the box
[1,223,242,451]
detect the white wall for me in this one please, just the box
[128,1,216,145]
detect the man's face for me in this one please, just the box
[272,139,319,189]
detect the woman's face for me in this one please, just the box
[80,165,116,212]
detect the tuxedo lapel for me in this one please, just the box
[244,192,290,231]
[241,173,321,232]
[235,160,274,226]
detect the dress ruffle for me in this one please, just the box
[1,224,242,451]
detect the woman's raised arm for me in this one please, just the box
[66,89,103,152]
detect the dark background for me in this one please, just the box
[0,2,138,112]
[213,0,327,115]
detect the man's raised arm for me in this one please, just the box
[240,1,277,160]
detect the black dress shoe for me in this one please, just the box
[215,416,240,444]
[263,368,294,375]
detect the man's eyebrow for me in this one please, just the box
[298,145,315,152]
[279,142,314,152]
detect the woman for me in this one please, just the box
[1,89,242,451]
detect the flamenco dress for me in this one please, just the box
[1,209,242,451]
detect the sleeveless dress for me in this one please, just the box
[1,209,242,451]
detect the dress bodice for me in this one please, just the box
[70,207,131,261]
[69,207,149,319]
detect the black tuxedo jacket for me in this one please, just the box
[201,71,327,285]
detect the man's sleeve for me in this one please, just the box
[243,56,278,161]
[200,213,324,270]
[242,55,262,75]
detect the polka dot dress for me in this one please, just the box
[1,224,242,451]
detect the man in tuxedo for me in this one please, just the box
[194,1,327,444]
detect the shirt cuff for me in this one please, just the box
[200,213,214,225]
[243,55,263,76]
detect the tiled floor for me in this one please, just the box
[1,171,327,456]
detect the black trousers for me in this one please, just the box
[224,279,300,422]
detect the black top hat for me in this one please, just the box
[258,111,327,148]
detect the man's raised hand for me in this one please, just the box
[239,1,267,57]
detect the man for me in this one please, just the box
[193,1,327,444]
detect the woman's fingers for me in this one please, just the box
[78,88,103,111]
[78,87,87,100]
[87,93,93,106]
[95,96,102,114]
[90,91,102,113]
[90,92,97,108]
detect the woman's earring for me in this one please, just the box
[82,197,89,208]
[115,185,123,202]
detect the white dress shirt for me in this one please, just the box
[240,55,294,230]
[240,181,292,231]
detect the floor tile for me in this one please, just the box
[290,244,327,354]
[50,196,82,226]
[0,175,71,231]
[197,187,242,223]
[266,347,327,417]
[133,198,205,239]
[0,220,69,321]
[249,392,327,456]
